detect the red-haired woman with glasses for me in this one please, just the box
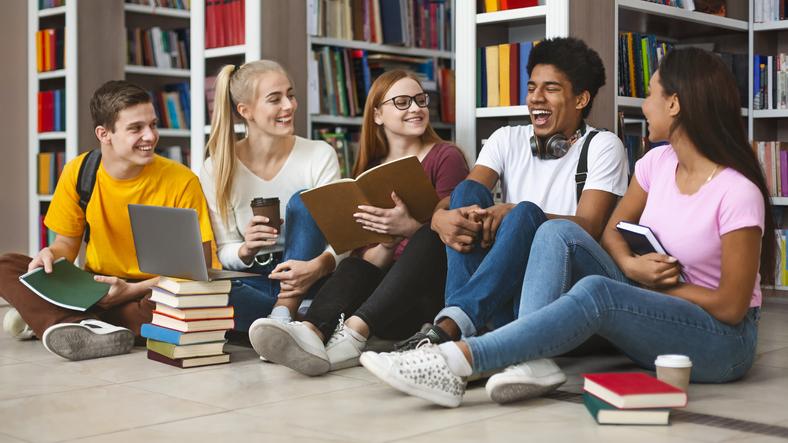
[248,70,468,376]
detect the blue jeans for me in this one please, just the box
[436,179,548,337]
[229,191,329,331]
[466,220,759,383]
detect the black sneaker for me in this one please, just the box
[394,324,452,351]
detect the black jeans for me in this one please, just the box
[303,224,446,341]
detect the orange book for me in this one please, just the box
[36,31,44,72]
[38,152,54,195]
[42,29,51,71]
[627,33,636,97]
[485,45,500,107]
[498,43,511,107]
[484,0,499,12]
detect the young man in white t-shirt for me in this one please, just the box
[396,37,629,349]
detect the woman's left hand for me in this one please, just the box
[354,191,421,238]
[269,258,327,299]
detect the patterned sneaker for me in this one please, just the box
[360,342,467,408]
[42,319,134,361]
[326,315,366,371]
[248,318,329,376]
[485,359,567,404]
[393,324,452,351]
[3,308,35,340]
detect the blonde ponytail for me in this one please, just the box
[205,60,294,227]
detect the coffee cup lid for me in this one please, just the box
[654,354,692,368]
[251,197,280,206]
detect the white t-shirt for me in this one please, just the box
[475,124,629,215]
[200,136,341,270]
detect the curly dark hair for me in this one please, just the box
[526,37,605,118]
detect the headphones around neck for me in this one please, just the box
[530,122,587,160]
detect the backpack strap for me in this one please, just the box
[76,149,102,244]
[575,130,601,204]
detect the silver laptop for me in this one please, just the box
[128,204,256,281]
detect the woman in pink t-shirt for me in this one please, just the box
[357,48,775,408]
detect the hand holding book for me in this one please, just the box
[354,191,422,238]
[615,221,685,287]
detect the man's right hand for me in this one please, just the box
[28,247,55,273]
[431,206,483,253]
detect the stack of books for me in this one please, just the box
[141,277,234,368]
[582,372,688,426]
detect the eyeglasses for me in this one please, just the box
[379,92,430,110]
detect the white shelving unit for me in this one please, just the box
[28,0,78,256]
[190,0,262,174]
[455,0,568,162]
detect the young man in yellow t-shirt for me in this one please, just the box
[0,80,215,361]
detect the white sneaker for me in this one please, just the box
[42,319,134,361]
[326,316,366,371]
[248,318,329,376]
[485,358,567,404]
[360,343,466,408]
[3,308,35,340]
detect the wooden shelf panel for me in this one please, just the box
[205,45,246,58]
[124,65,190,78]
[476,105,529,118]
[123,3,190,19]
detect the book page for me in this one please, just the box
[356,156,439,222]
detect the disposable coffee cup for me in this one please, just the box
[250,197,281,230]
[655,354,692,392]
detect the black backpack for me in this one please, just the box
[75,149,102,244]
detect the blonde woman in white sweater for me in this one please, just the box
[200,60,341,332]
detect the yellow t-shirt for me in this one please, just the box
[45,153,215,280]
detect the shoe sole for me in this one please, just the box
[329,355,360,372]
[486,373,567,404]
[42,324,134,361]
[249,323,329,376]
[360,353,462,408]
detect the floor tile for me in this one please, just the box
[0,356,21,366]
[126,361,372,410]
[71,411,349,443]
[0,338,60,363]
[0,433,27,443]
[0,362,108,401]
[235,384,521,442]
[755,339,788,356]
[0,385,224,443]
[753,347,788,369]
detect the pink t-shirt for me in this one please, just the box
[635,146,765,307]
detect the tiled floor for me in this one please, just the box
[2,299,788,443]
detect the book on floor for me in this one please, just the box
[152,312,235,332]
[18,258,109,311]
[154,304,235,320]
[146,349,230,368]
[150,286,230,308]
[156,277,232,295]
[146,338,227,359]
[583,372,687,409]
[583,392,670,425]
[141,323,228,346]
[300,155,439,254]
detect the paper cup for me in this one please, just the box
[655,354,692,392]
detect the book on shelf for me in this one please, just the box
[753,54,788,111]
[35,28,65,73]
[147,349,230,368]
[314,127,357,178]
[18,258,109,312]
[124,0,191,10]
[154,304,235,320]
[583,392,670,426]
[146,338,227,359]
[583,372,688,409]
[618,32,673,99]
[479,0,539,12]
[478,42,535,108]
[39,0,66,9]
[141,323,228,345]
[37,151,65,195]
[150,286,230,308]
[157,146,189,167]
[754,0,788,22]
[205,0,245,49]
[152,312,235,332]
[300,155,439,254]
[37,214,57,250]
[311,0,452,51]
[754,140,788,197]
[205,75,218,123]
[150,82,191,130]
[126,27,190,69]
[156,277,232,295]
[37,89,66,133]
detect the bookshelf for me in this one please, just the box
[455,0,569,162]
[306,0,456,176]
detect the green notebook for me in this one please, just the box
[19,258,109,311]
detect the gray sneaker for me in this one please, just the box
[248,318,329,376]
[3,308,35,340]
[42,319,134,361]
[485,359,567,404]
[326,315,366,371]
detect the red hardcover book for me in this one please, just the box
[152,311,235,332]
[217,0,227,48]
[147,350,230,368]
[233,0,243,46]
[504,0,538,9]
[37,92,44,132]
[239,0,245,45]
[509,42,519,106]
[48,29,57,71]
[39,214,47,249]
[583,373,688,409]
[205,0,215,48]
[43,91,54,133]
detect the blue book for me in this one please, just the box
[141,323,227,346]
[754,54,761,109]
[519,42,533,105]
[53,90,61,132]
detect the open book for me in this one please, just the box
[300,156,439,254]
[19,258,109,311]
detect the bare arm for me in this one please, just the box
[548,189,620,240]
[28,234,82,272]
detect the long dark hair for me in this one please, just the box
[659,47,776,285]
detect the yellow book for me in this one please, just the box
[484,0,499,12]
[627,33,636,97]
[42,29,51,72]
[36,31,44,73]
[498,43,511,107]
[37,152,53,195]
[485,45,500,107]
